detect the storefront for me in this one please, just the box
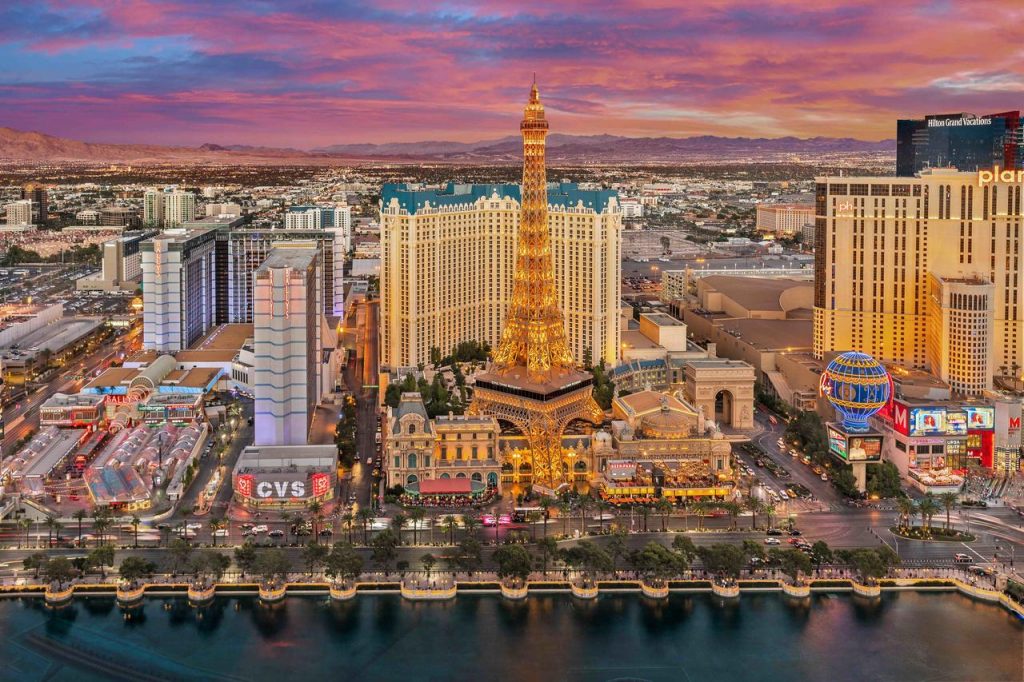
[232,445,337,510]
[881,400,996,477]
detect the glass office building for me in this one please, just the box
[897,111,1022,176]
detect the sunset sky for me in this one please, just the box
[1,0,1022,147]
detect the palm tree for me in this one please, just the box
[406,508,426,545]
[526,510,543,541]
[577,495,595,535]
[208,518,225,547]
[897,497,917,531]
[557,500,572,537]
[743,497,762,531]
[131,515,141,548]
[391,512,408,544]
[281,512,295,545]
[918,495,940,533]
[357,507,375,545]
[462,515,480,540]
[654,498,674,532]
[17,517,31,548]
[308,500,324,539]
[539,498,552,538]
[340,511,355,544]
[442,515,459,545]
[72,509,88,546]
[938,492,958,531]
[764,503,777,531]
[692,501,708,531]
[44,515,62,547]
[92,509,111,547]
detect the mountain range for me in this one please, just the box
[0,126,893,163]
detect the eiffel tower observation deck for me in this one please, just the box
[469,82,603,487]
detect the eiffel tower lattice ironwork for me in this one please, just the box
[469,82,603,487]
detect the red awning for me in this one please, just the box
[419,479,473,495]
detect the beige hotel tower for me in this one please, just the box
[813,168,1024,396]
[379,179,621,370]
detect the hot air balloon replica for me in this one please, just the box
[819,352,892,492]
[819,352,892,432]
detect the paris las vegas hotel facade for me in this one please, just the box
[379,182,621,371]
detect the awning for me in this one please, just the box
[418,479,474,495]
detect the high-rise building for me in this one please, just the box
[380,181,620,369]
[896,111,1023,176]
[225,228,344,321]
[755,204,814,236]
[141,229,217,353]
[100,206,140,227]
[143,188,165,228]
[163,191,196,228]
[467,83,604,487]
[812,168,1024,396]
[4,200,33,226]
[253,247,321,446]
[77,231,154,292]
[204,202,242,217]
[21,183,47,224]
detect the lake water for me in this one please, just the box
[0,592,1020,682]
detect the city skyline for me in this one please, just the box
[1,0,1023,147]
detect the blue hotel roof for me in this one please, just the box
[381,181,617,215]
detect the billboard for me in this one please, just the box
[909,408,946,436]
[847,435,883,462]
[828,425,882,462]
[827,425,847,459]
[965,406,994,430]
[234,470,336,502]
[945,412,967,436]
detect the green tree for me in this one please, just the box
[778,549,813,584]
[632,541,687,584]
[301,541,330,576]
[43,556,77,589]
[697,543,746,581]
[897,497,917,531]
[357,507,375,545]
[234,542,258,577]
[87,545,115,579]
[420,553,436,576]
[606,528,628,571]
[371,529,400,573]
[442,515,460,546]
[809,540,833,565]
[130,515,142,548]
[671,535,699,565]
[654,498,674,532]
[168,538,194,576]
[866,461,903,498]
[455,536,483,574]
[537,536,559,574]
[253,548,291,586]
[831,466,859,498]
[561,540,613,582]
[23,552,48,579]
[118,556,156,585]
[325,542,364,585]
[743,497,763,530]
[493,544,533,583]
[44,514,62,547]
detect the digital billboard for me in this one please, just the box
[909,407,946,436]
[847,435,883,462]
[965,406,994,430]
[827,425,847,459]
[945,412,967,436]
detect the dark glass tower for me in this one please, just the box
[896,111,1023,176]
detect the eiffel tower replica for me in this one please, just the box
[469,81,603,487]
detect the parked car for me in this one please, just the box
[766,528,784,536]
[789,529,802,536]
[268,529,285,539]
[764,537,781,545]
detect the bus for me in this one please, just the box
[512,506,548,523]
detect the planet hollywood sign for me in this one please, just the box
[978,166,1024,186]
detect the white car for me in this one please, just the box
[764,537,781,545]
[213,528,230,537]
[186,523,203,531]
[252,524,269,533]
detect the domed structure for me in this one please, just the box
[820,352,891,432]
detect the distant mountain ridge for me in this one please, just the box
[0,126,893,163]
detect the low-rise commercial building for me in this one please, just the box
[232,444,337,510]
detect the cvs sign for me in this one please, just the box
[255,480,306,499]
